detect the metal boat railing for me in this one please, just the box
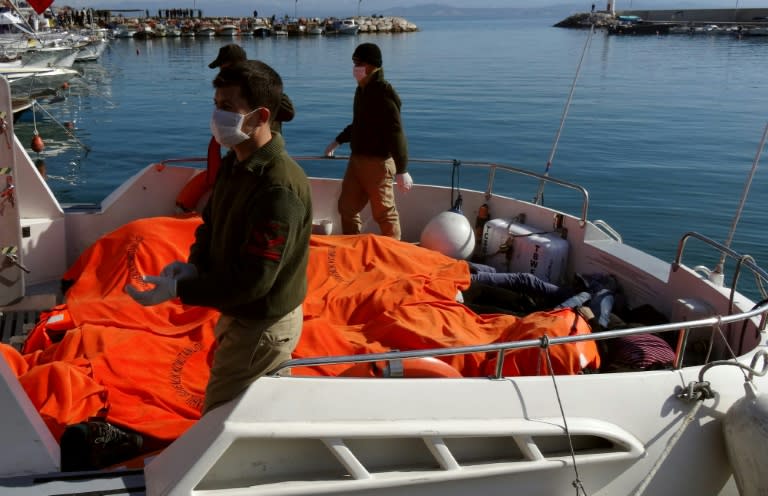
[158,156,768,376]
[276,229,768,378]
[159,156,592,223]
[274,296,768,379]
[294,156,593,225]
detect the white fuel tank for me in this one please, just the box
[479,218,569,283]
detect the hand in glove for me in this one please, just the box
[396,172,413,193]
[324,140,339,157]
[160,261,198,281]
[125,275,177,306]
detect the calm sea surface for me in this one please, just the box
[13,15,768,282]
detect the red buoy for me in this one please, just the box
[61,82,69,90]
[31,134,44,153]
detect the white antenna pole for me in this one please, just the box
[713,121,768,281]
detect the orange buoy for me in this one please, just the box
[340,357,463,378]
[61,82,69,90]
[31,134,44,153]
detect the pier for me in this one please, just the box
[555,7,768,33]
[49,6,419,38]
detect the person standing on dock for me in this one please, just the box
[126,61,312,415]
[324,42,412,240]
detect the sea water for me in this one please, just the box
[13,14,768,289]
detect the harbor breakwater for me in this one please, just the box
[555,7,768,28]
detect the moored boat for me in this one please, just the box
[215,24,238,37]
[0,68,767,496]
[4,66,78,94]
[327,17,360,35]
[196,24,216,37]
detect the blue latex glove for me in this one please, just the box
[125,275,177,306]
[160,261,198,281]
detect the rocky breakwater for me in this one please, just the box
[357,16,419,33]
[554,12,617,29]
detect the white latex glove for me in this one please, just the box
[396,172,413,193]
[125,275,177,306]
[160,261,198,281]
[324,140,339,157]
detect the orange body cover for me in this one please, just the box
[2,216,599,445]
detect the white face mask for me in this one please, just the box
[353,65,367,82]
[210,108,257,147]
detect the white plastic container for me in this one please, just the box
[479,218,569,283]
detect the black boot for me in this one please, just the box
[60,420,143,471]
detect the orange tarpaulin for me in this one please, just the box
[3,215,599,445]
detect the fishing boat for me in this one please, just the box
[1,56,768,496]
[3,66,78,94]
[327,18,360,35]
[215,24,238,37]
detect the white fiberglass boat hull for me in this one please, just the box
[0,77,766,495]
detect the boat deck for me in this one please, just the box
[0,292,59,348]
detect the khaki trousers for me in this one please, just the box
[338,154,401,240]
[202,305,302,414]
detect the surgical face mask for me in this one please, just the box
[353,65,367,82]
[210,108,257,147]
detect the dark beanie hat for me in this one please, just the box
[209,44,247,68]
[352,43,382,68]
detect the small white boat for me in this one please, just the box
[112,24,138,39]
[74,39,108,62]
[215,24,238,37]
[331,18,360,35]
[4,66,79,94]
[0,71,767,495]
[196,25,216,37]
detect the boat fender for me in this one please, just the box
[340,357,463,378]
[31,134,44,153]
[420,210,475,260]
[723,380,768,496]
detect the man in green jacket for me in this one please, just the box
[324,42,412,240]
[209,43,295,134]
[126,61,312,415]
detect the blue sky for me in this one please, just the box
[57,1,763,18]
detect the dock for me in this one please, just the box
[555,7,768,33]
